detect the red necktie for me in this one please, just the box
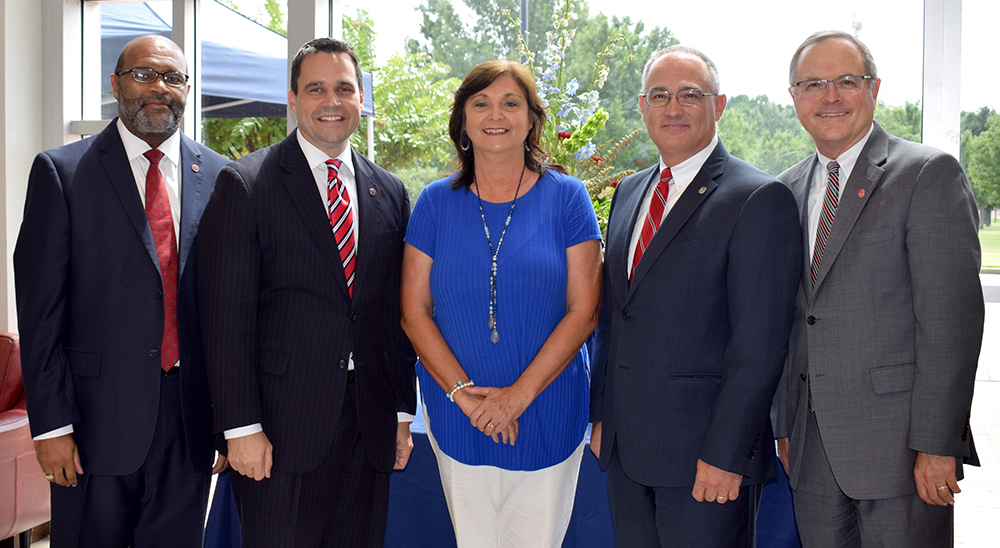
[143,149,178,372]
[630,167,672,286]
[326,159,356,298]
[810,161,841,285]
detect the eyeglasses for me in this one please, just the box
[641,88,717,108]
[791,75,874,97]
[115,67,189,88]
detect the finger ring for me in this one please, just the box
[937,485,948,491]
[45,474,55,481]
[487,422,495,429]
[717,495,728,502]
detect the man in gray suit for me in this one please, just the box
[773,30,984,547]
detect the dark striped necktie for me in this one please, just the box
[810,161,841,285]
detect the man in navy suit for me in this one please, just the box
[589,45,802,547]
[14,35,228,547]
[198,38,416,548]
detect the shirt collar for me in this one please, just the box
[296,129,355,179]
[116,118,181,166]
[659,133,719,192]
[816,122,874,174]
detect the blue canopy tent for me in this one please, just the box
[101,1,373,119]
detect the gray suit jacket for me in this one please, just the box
[773,122,983,500]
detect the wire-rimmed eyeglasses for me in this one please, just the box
[641,88,718,108]
[791,75,874,97]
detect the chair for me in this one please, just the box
[0,333,50,547]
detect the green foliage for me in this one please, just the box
[965,113,1000,211]
[395,165,451,205]
[203,117,286,159]
[346,10,461,173]
[717,95,814,175]
[221,0,286,35]
[875,101,922,143]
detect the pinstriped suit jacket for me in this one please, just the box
[198,130,416,474]
[773,122,983,499]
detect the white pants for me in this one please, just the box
[425,411,585,548]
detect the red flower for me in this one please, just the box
[610,179,620,188]
[557,131,572,140]
[592,156,603,163]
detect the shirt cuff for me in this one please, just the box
[397,412,414,423]
[224,423,263,439]
[33,424,74,440]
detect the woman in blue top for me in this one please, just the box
[401,60,602,547]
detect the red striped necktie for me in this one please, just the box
[326,159,356,297]
[630,167,672,286]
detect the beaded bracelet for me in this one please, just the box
[446,379,474,402]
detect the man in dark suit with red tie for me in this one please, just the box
[14,35,228,547]
[589,45,802,546]
[197,38,416,548]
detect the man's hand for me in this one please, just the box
[395,422,414,470]
[914,451,960,506]
[34,434,83,487]
[691,459,742,504]
[777,437,790,475]
[211,452,229,474]
[590,422,602,458]
[227,431,273,481]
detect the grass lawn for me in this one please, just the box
[981,223,1000,268]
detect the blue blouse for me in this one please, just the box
[405,170,601,470]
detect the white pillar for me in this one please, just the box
[922,0,962,158]
[286,0,343,133]
[1,0,45,330]
[173,0,202,142]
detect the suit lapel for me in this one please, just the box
[98,122,161,273]
[351,151,379,307]
[277,131,351,298]
[606,166,657,306]
[810,125,888,291]
[627,143,724,296]
[177,135,206,277]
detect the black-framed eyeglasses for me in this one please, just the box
[115,67,189,88]
[791,75,874,97]
[641,88,718,108]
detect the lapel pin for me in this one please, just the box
[858,188,865,198]
[191,164,200,173]
[698,186,707,194]
[369,188,376,196]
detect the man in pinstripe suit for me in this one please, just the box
[198,38,416,548]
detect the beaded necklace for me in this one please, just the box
[474,164,526,344]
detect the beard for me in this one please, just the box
[116,84,186,138]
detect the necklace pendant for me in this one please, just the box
[488,314,495,329]
[490,328,499,344]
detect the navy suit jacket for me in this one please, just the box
[14,120,227,475]
[590,141,801,487]
[197,131,417,474]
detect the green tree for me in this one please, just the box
[346,9,460,173]
[875,100,922,143]
[718,95,813,175]
[966,113,1000,218]
[221,0,286,35]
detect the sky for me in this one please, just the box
[336,0,998,112]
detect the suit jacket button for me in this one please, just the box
[338,359,346,369]
[154,289,163,298]
[150,349,159,358]
[806,315,816,325]
[351,314,358,321]
[800,372,807,381]
[621,310,631,320]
